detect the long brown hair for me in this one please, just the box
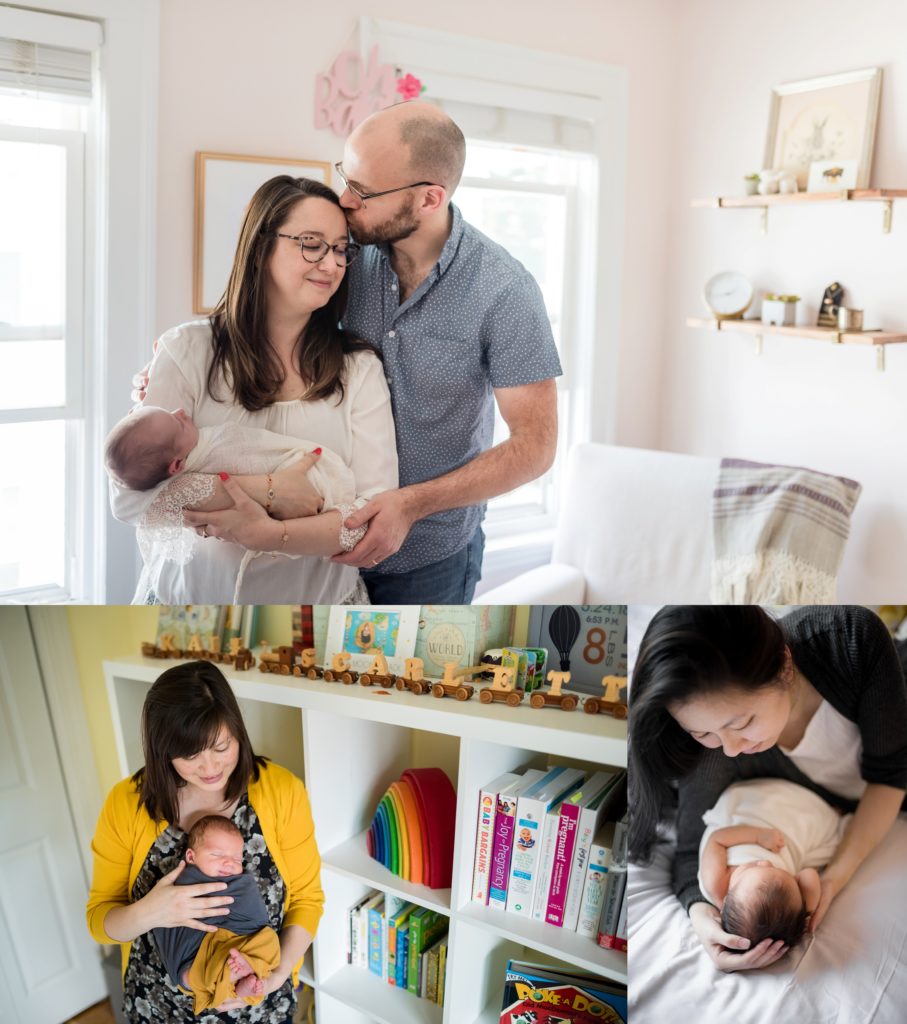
[207,175,371,410]
[132,662,267,824]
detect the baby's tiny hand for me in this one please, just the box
[758,828,785,852]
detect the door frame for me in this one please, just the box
[28,608,103,888]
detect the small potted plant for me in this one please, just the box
[761,293,800,326]
[743,173,760,196]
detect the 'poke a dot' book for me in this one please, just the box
[499,960,626,1024]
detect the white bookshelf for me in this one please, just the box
[103,655,627,1023]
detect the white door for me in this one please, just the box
[0,608,106,1023]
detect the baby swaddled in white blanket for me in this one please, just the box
[105,407,366,602]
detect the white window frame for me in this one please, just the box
[456,155,594,540]
[0,1,159,601]
[0,123,84,601]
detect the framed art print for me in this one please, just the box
[763,67,881,191]
[324,605,420,675]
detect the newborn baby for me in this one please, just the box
[104,405,353,510]
[152,815,280,1014]
[104,406,366,601]
[698,779,851,949]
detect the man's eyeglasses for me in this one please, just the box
[334,161,437,203]
[275,233,361,267]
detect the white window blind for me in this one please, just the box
[0,37,92,98]
[436,98,595,154]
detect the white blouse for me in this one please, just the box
[111,320,399,604]
[779,699,867,801]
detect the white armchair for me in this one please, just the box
[478,443,718,603]
[478,442,881,604]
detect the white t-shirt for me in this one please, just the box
[779,699,867,801]
[111,321,398,604]
[697,779,851,906]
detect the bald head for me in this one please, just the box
[354,101,466,196]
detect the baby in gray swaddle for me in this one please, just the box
[152,815,279,1013]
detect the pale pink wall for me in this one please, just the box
[661,0,907,598]
[155,0,680,449]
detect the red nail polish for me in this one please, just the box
[219,472,229,481]
[313,447,322,455]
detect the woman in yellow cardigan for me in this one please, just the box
[86,661,324,1021]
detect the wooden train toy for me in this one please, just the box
[141,634,255,670]
[584,674,628,718]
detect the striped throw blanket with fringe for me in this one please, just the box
[711,458,862,603]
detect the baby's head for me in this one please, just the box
[721,860,819,949]
[185,815,244,877]
[104,405,198,490]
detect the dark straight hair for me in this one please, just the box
[207,175,373,411]
[628,606,786,864]
[132,661,266,824]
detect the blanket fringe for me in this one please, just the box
[710,550,837,604]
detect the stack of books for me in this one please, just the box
[470,764,628,950]
[499,959,627,1023]
[346,892,449,1005]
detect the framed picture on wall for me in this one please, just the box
[763,66,882,191]
[193,152,332,314]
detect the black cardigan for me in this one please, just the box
[672,605,907,912]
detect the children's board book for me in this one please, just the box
[499,960,627,1024]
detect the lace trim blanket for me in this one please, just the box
[711,458,862,603]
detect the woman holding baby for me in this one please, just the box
[86,662,322,1021]
[629,605,907,972]
[110,175,397,604]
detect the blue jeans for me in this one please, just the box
[361,527,485,604]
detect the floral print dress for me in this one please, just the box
[122,795,296,1024]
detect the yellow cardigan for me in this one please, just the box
[86,761,324,982]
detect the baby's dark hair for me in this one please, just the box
[187,814,244,853]
[104,412,176,491]
[721,878,808,949]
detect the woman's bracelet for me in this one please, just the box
[265,473,275,513]
[271,518,289,558]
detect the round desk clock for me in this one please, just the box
[703,271,753,320]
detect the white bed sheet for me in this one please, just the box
[629,815,907,1023]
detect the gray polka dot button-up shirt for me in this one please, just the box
[344,203,563,574]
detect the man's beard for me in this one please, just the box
[347,194,419,245]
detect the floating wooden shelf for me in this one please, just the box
[692,189,907,232]
[686,316,907,370]
[692,189,907,208]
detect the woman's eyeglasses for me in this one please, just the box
[275,232,361,267]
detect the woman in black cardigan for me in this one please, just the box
[629,605,907,972]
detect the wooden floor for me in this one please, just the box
[64,1001,116,1024]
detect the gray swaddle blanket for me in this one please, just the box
[711,458,861,603]
[152,865,271,987]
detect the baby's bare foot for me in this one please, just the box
[227,947,255,983]
[235,973,264,999]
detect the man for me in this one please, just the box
[333,100,561,603]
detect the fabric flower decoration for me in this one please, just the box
[396,73,425,101]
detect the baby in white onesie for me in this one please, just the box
[104,405,365,602]
[104,405,354,509]
[698,779,851,950]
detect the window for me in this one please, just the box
[456,141,597,537]
[0,39,91,600]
